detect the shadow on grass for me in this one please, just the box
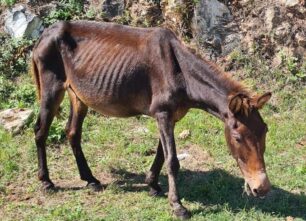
[112,168,306,219]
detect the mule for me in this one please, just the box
[31,21,272,219]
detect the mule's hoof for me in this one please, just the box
[173,205,191,220]
[41,181,57,193]
[87,181,103,192]
[148,187,164,197]
[147,183,163,197]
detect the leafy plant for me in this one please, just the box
[0,76,14,109]
[43,0,84,26]
[0,36,33,79]
[48,119,66,144]
[0,0,16,7]
[8,83,36,108]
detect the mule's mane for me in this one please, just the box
[184,43,252,98]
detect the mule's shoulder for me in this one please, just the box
[151,27,177,40]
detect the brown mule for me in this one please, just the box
[32,20,271,219]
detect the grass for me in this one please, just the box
[0,71,305,220]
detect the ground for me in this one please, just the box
[0,82,305,220]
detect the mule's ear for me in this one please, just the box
[229,94,243,114]
[255,92,272,109]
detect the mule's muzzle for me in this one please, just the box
[244,171,271,198]
[244,178,271,198]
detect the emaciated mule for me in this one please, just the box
[32,21,272,219]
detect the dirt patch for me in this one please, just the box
[178,144,215,171]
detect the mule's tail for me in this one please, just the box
[31,55,41,101]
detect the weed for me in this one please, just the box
[0,36,33,79]
[0,0,15,7]
[43,0,84,26]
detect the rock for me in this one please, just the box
[178,129,190,139]
[286,216,294,221]
[0,108,34,134]
[295,32,306,47]
[177,152,190,161]
[132,126,149,134]
[281,0,300,7]
[101,0,125,19]
[274,22,291,44]
[192,0,241,56]
[4,5,44,39]
[129,0,162,26]
[265,6,280,31]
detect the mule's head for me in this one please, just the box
[224,92,272,197]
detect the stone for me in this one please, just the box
[4,5,44,39]
[295,32,306,47]
[274,22,291,43]
[192,0,241,56]
[265,6,280,31]
[178,129,190,139]
[177,152,190,161]
[129,0,162,26]
[132,126,149,134]
[101,0,125,18]
[281,0,300,7]
[0,108,34,134]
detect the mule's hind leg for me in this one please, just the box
[35,88,65,191]
[66,88,102,191]
[145,139,164,196]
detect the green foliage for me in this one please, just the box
[43,0,84,26]
[48,119,66,144]
[9,83,36,108]
[0,130,19,181]
[281,54,306,83]
[0,76,14,109]
[114,10,132,25]
[228,49,306,91]
[0,36,33,79]
[0,0,16,6]
[0,75,36,109]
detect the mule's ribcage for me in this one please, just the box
[68,39,151,116]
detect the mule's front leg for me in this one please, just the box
[156,111,191,220]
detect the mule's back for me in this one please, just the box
[34,21,180,117]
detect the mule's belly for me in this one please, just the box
[83,95,151,117]
[66,70,153,118]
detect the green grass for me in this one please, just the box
[0,74,305,220]
[0,33,305,220]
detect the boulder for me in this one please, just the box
[4,5,44,39]
[0,108,34,134]
[192,0,241,56]
[281,0,300,7]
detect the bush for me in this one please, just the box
[43,0,84,26]
[0,0,16,7]
[0,35,33,79]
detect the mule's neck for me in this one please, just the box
[183,57,236,121]
[170,39,247,120]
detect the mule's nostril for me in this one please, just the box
[253,188,258,194]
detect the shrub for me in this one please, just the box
[0,35,33,79]
[0,0,16,7]
[43,0,84,26]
